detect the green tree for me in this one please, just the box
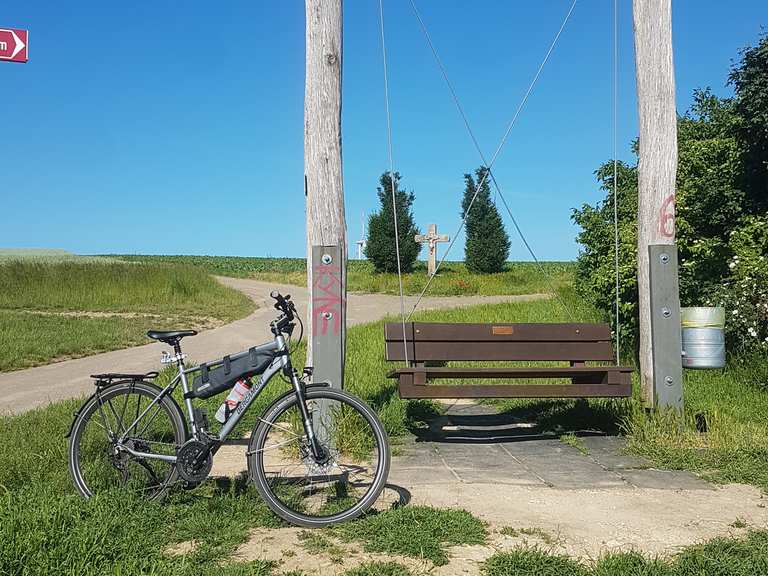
[572,161,639,354]
[573,36,768,356]
[462,167,510,273]
[365,172,420,273]
[729,35,768,213]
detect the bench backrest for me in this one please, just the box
[384,322,615,364]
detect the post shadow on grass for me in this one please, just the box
[407,398,632,444]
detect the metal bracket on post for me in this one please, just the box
[311,245,345,391]
[648,245,684,410]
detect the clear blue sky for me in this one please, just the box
[2,1,765,260]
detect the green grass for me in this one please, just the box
[0,311,159,372]
[559,433,589,455]
[0,260,251,316]
[111,255,574,296]
[0,248,117,264]
[297,530,346,563]
[334,506,487,566]
[343,562,414,576]
[0,260,254,371]
[500,526,561,546]
[482,530,768,575]
[621,357,768,490]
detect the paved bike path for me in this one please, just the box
[0,278,547,415]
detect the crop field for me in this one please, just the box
[0,259,254,372]
[111,255,574,296]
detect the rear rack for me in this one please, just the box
[90,371,159,385]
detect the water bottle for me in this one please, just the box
[214,379,251,424]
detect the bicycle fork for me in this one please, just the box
[285,361,327,462]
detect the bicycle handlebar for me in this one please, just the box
[270,291,295,321]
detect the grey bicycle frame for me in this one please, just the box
[117,333,294,464]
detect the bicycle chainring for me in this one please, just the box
[176,439,213,484]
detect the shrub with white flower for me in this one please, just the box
[708,216,768,354]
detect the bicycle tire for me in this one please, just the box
[68,380,187,501]
[248,387,390,527]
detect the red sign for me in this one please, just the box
[0,28,28,63]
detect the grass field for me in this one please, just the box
[111,255,574,296]
[0,260,254,372]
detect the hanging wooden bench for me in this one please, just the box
[385,322,633,399]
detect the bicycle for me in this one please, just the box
[67,291,390,527]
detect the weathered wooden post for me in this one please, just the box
[304,0,346,389]
[633,0,683,409]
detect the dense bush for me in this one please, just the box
[572,36,768,357]
[707,215,768,354]
[365,172,421,273]
[462,167,510,273]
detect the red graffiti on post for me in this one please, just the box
[658,194,676,238]
[312,264,342,336]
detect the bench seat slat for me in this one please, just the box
[410,341,616,362]
[385,322,612,342]
[388,366,633,379]
[397,382,633,399]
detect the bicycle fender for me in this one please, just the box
[65,391,98,438]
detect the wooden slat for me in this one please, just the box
[388,366,633,379]
[384,322,415,340]
[398,381,632,399]
[396,322,612,342]
[411,341,616,362]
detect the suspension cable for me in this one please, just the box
[407,0,576,321]
[612,0,621,361]
[377,0,409,364]
[406,0,579,319]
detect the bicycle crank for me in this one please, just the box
[176,439,213,484]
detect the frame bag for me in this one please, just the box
[192,344,276,399]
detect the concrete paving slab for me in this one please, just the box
[388,465,459,486]
[581,436,651,471]
[621,468,716,491]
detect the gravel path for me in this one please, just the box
[0,278,547,414]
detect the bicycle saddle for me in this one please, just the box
[146,329,197,345]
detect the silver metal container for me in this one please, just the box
[681,307,726,369]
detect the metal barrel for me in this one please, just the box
[681,307,726,369]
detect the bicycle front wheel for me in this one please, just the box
[248,387,390,527]
[68,381,187,501]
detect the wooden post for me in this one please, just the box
[304,0,346,383]
[633,0,681,407]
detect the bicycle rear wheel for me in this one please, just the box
[68,381,187,500]
[248,387,390,527]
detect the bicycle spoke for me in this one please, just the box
[73,385,181,501]
[95,394,115,439]
[106,398,127,436]
[252,392,385,521]
[133,401,167,439]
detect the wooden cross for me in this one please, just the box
[415,224,450,277]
